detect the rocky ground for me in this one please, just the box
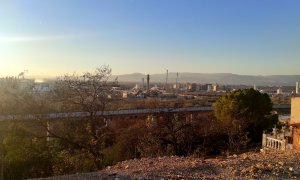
[39,149,300,179]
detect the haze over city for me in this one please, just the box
[1,0,300,77]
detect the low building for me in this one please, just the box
[186,83,197,92]
[212,83,218,92]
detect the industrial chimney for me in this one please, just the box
[147,74,150,93]
[165,69,168,90]
[296,82,299,95]
[176,72,179,94]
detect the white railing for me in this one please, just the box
[266,137,285,150]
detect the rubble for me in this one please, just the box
[38,149,300,179]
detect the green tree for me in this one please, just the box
[213,88,277,152]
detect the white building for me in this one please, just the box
[212,84,218,92]
[277,88,283,95]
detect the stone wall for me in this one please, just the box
[291,97,300,124]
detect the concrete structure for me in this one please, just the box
[263,97,300,150]
[296,82,299,95]
[290,97,300,124]
[290,97,300,149]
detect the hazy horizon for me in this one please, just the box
[1,71,300,79]
[1,1,300,77]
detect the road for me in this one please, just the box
[0,104,290,121]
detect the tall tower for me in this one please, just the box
[147,74,150,93]
[296,82,299,95]
[253,83,257,90]
[165,69,168,90]
[176,72,179,94]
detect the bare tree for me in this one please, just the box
[49,66,117,169]
[138,109,195,157]
[54,66,114,113]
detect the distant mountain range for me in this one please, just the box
[112,73,300,86]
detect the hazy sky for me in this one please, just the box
[0,0,300,77]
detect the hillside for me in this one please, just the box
[112,73,300,86]
[39,150,300,179]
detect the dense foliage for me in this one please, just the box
[214,88,278,151]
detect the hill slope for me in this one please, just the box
[112,73,300,86]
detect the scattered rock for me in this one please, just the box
[37,150,300,180]
[241,153,249,160]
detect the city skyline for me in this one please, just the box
[1,0,300,77]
